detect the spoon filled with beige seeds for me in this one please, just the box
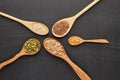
[0,38,41,70]
[0,11,49,35]
[44,38,91,80]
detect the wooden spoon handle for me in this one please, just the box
[74,0,100,19]
[63,56,91,80]
[84,39,109,43]
[0,11,24,23]
[0,52,24,70]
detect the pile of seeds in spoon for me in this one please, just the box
[44,38,64,55]
[53,21,70,36]
[24,39,40,55]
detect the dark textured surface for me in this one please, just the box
[0,0,120,80]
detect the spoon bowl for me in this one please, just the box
[0,38,41,70]
[0,11,49,35]
[44,38,91,80]
[43,38,66,57]
[52,0,100,37]
[21,21,49,35]
[52,17,75,37]
[23,38,41,55]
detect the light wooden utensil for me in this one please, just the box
[52,0,100,37]
[0,11,49,35]
[0,38,40,70]
[44,38,91,80]
[68,36,109,46]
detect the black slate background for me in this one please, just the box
[0,0,120,80]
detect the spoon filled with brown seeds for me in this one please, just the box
[68,36,109,46]
[44,38,91,80]
[0,38,41,70]
[52,0,100,37]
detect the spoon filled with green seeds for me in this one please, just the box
[0,38,41,70]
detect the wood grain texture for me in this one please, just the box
[84,39,109,43]
[0,51,24,70]
[62,55,92,80]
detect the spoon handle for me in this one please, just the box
[84,39,109,43]
[0,11,24,23]
[0,52,24,70]
[74,0,100,19]
[63,55,91,80]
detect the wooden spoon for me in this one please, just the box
[68,36,109,46]
[44,38,91,80]
[52,0,100,37]
[0,11,49,35]
[0,38,41,70]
